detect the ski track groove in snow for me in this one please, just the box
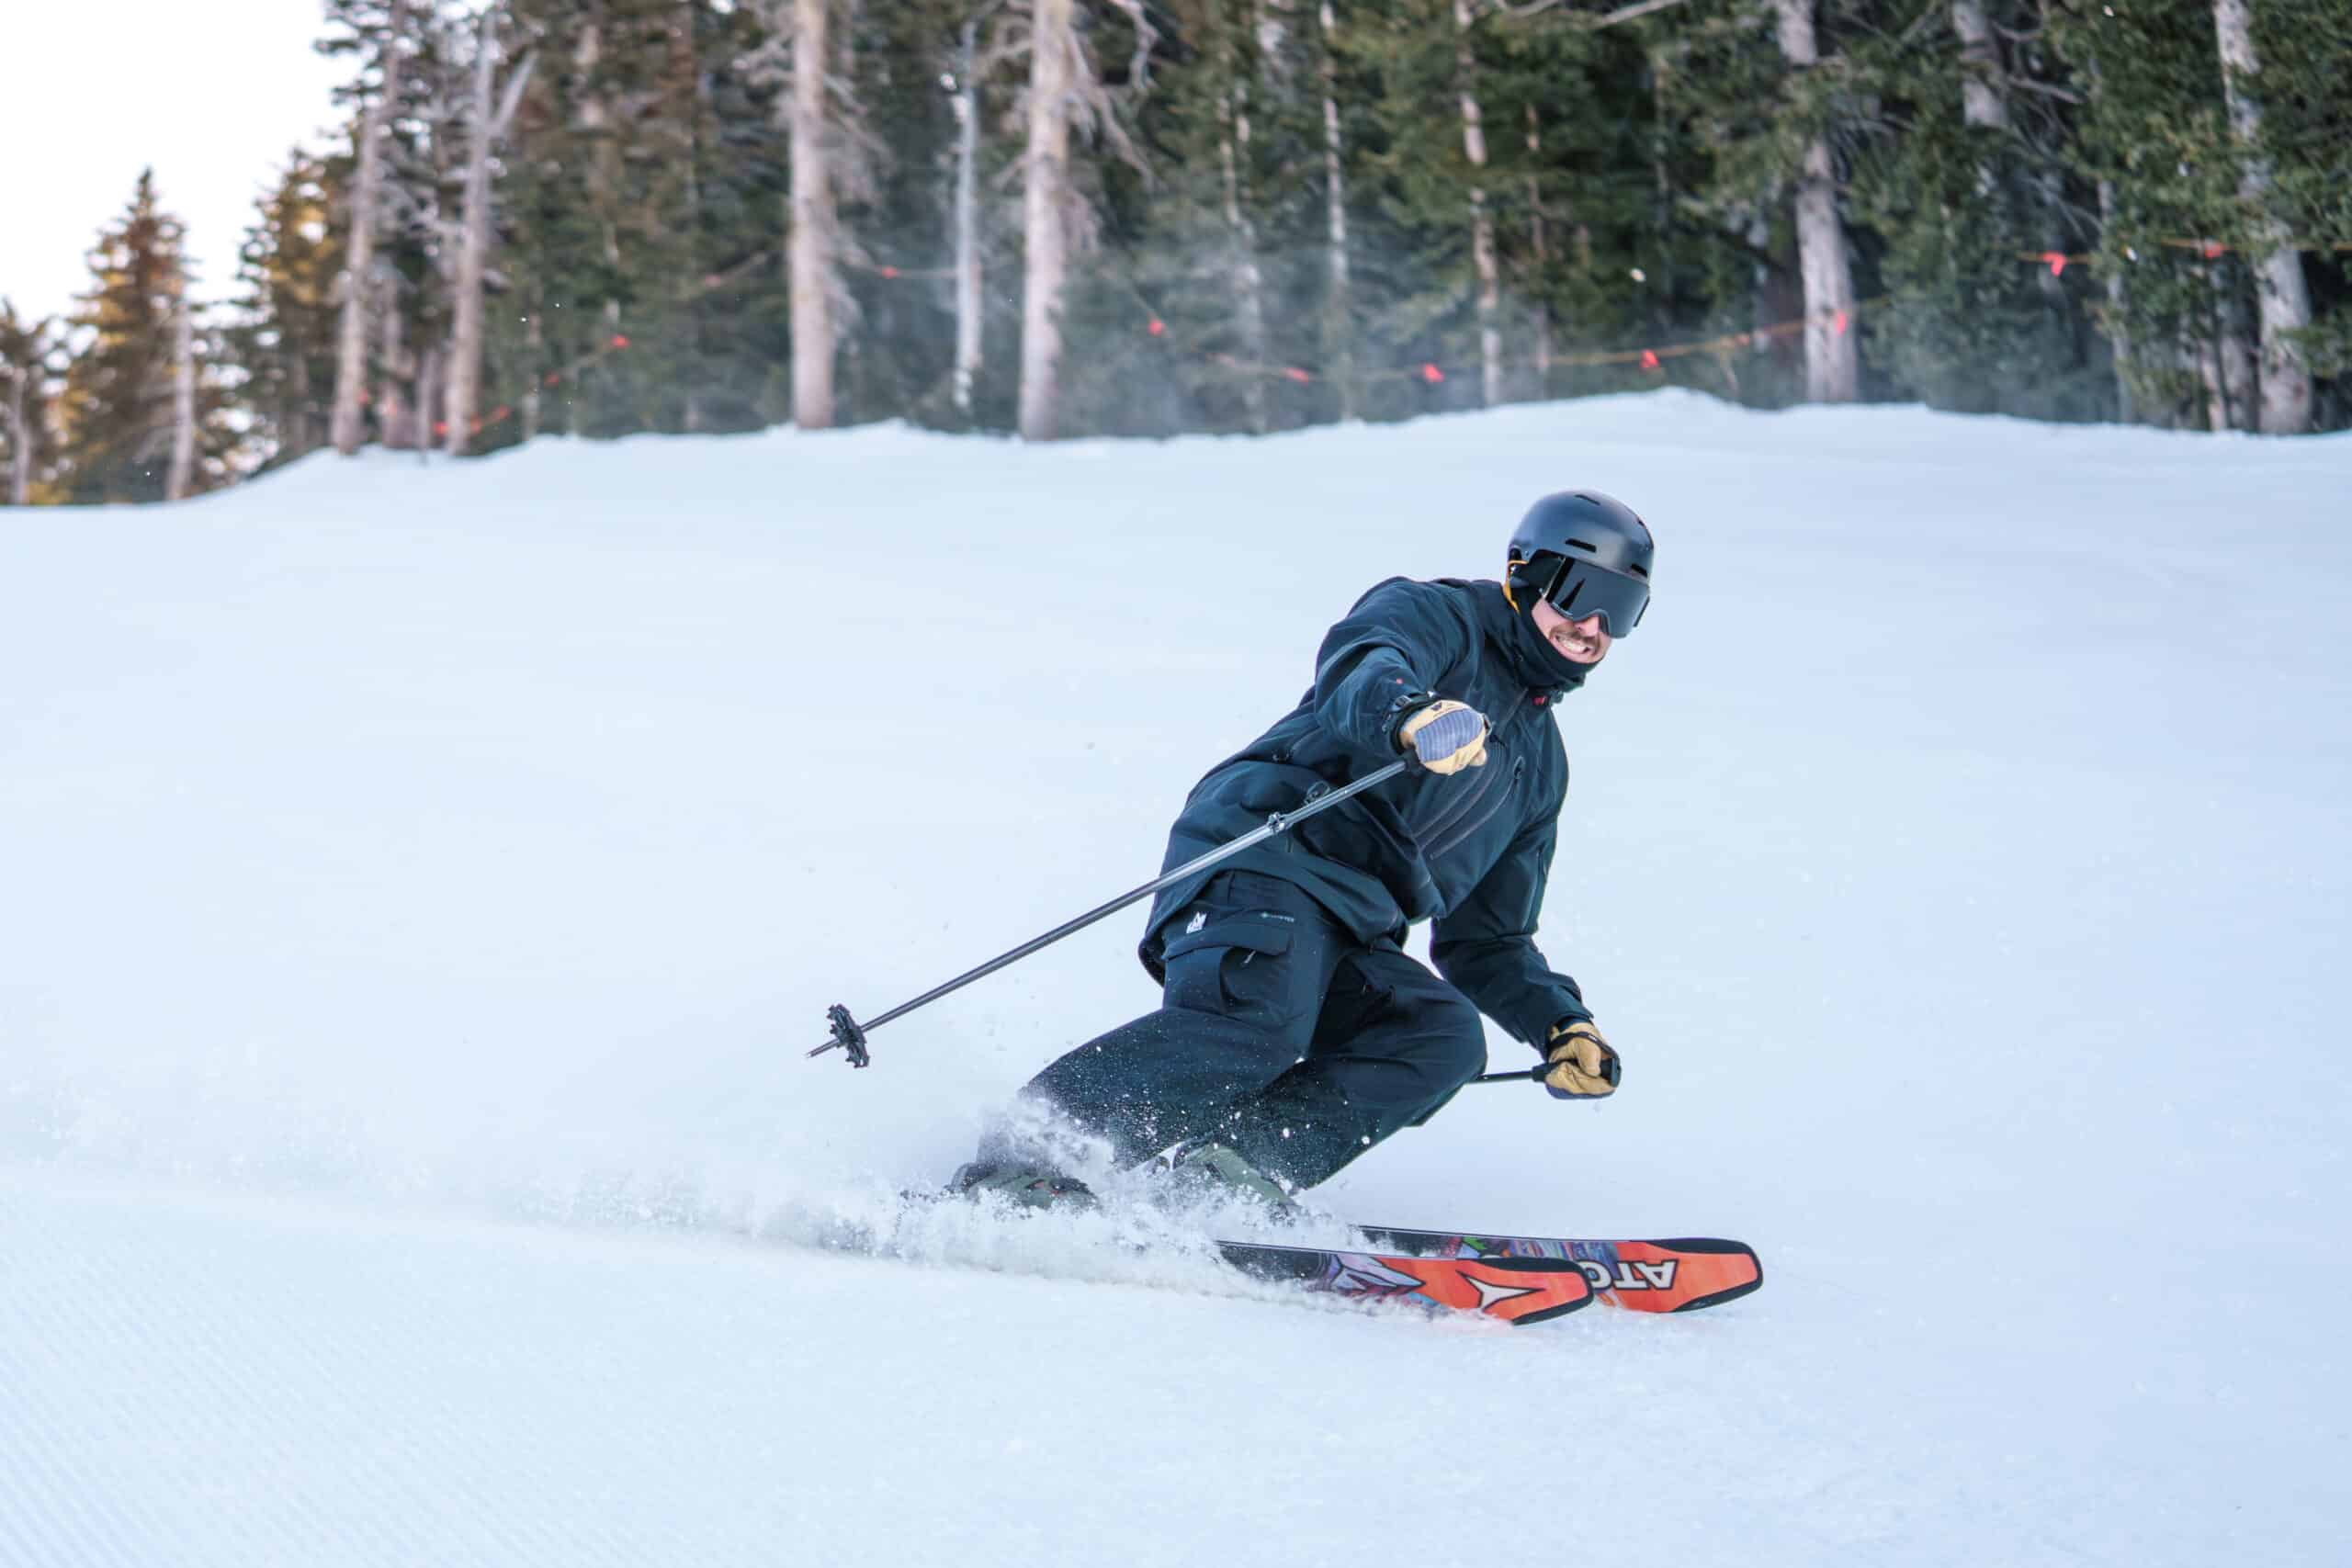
[3,392,2346,1564]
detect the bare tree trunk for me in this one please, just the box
[165,294,197,501]
[415,343,441,459]
[1647,48,1672,340]
[378,276,411,449]
[447,6,532,456]
[1217,38,1270,434]
[1744,201,1773,339]
[522,305,544,440]
[447,6,501,457]
[288,347,318,458]
[2198,331,2232,432]
[1771,0,1859,403]
[790,0,838,429]
[950,16,984,418]
[1953,0,2007,133]
[2217,276,2256,429]
[673,0,706,434]
[1318,0,1355,419]
[1525,103,1552,399]
[6,362,33,505]
[2194,262,2254,433]
[574,17,624,350]
[1453,0,1501,408]
[2096,178,2135,424]
[332,0,406,456]
[1019,0,1076,441]
[2213,0,2312,434]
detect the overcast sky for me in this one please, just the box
[2,1,348,326]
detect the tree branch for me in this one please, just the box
[492,51,537,141]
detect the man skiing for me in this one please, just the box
[956,491,1655,1212]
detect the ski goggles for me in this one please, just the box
[1519,552,1649,636]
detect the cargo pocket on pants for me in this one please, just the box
[1159,912,1299,1030]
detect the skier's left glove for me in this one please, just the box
[1544,1019,1620,1100]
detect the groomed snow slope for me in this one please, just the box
[3,392,2346,1566]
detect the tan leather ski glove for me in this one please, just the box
[1544,1019,1620,1100]
[1396,700,1489,775]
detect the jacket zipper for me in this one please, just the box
[1417,740,1501,845]
[1424,755,1523,862]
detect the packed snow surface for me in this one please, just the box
[4,392,2347,1565]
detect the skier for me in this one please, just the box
[956,491,1654,1212]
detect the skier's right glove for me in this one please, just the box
[1396,699,1489,775]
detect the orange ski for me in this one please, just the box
[1216,1241,1595,1325]
[1349,1228,1764,1314]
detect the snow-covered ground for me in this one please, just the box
[4,392,2346,1565]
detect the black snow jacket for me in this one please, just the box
[1139,576,1594,1048]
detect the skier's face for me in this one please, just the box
[1532,598,1612,664]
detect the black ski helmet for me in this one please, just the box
[1505,490,1654,636]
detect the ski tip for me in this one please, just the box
[1668,1245,1762,1313]
[1599,1240,1762,1314]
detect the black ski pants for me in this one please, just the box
[1012,869,1490,1191]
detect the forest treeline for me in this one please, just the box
[3,0,2346,505]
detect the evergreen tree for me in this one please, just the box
[2053,0,2250,429]
[2222,0,2350,428]
[232,150,348,468]
[1,301,62,505]
[495,0,789,440]
[56,171,234,503]
[1849,0,2109,420]
[833,0,984,428]
[17,0,2346,505]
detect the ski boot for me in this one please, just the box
[1158,1140,1300,1219]
[948,1161,1101,1213]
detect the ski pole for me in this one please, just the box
[1471,1053,1622,1089]
[809,760,1414,1068]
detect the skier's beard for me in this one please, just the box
[1513,601,1595,691]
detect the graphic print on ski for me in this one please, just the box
[1216,1240,1594,1325]
[1347,1227,1763,1314]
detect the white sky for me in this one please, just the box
[1,1,348,326]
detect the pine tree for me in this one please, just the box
[0,301,61,505]
[2055,0,2255,429]
[2238,0,2351,429]
[232,150,348,468]
[56,171,232,503]
[495,0,785,440]
[1848,0,2108,421]
[20,0,2343,481]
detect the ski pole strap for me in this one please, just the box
[809,760,1413,1066]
